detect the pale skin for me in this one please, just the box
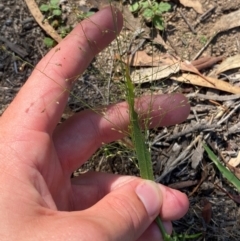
[0,7,190,241]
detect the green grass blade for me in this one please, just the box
[124,59,201,240]
[125,68,154,180]
[203,143,240,191]
[124,66,172,240]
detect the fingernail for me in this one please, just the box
[135,180,161,217]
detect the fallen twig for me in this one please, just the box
[156,135,202,182]
[186,93,240,101]
[194,5,216,28]
[178,8,196,34]
[217,101,240,125]
[192,32,219,61]
[165,123,220,142]
[168,180,198,189]
[0,36,28,58]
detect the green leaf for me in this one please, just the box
[53,9,62,16]
[40,4,50,12]
[203,143,240,192]
[124,58,201,240]
[141,1,150,9]
[124,65,172,240]
[50,0,59,6]
[129,2,140,12]
[158,2,171,13]
[151,2,159,11]
[43,37,56,48]
[155,8,164,16]
[59,27,67,37]
[142,8,154,21]
[152,16,164,30]
[51,5,60,10]
[125,67,154,181]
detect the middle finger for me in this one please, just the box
[53,94,190,174]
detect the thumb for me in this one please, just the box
[86,179,164,241]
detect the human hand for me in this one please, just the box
[0,7,190,241]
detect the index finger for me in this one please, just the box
[3,6,123,133]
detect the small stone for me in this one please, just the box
[23,22,33,30]
[5,19,12,26]
[0,4,4,10]
[4,7,11,13]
